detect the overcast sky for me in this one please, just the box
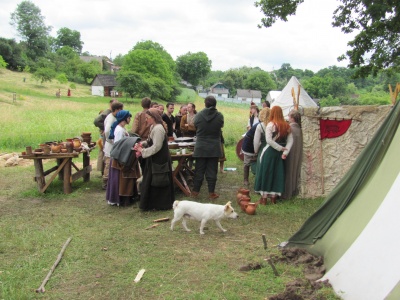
[0,0,354,72]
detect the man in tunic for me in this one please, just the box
[191,96,224,200]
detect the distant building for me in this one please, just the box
[235,89,262,104]
[208,82,229,99]
[90,74,121,97]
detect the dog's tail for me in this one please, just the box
[172,200,180,210]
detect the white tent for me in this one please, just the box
[271,76,317,117]
[266,91,281,103]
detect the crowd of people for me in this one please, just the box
[93,96,303,210]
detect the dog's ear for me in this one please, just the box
[224,201,232,211]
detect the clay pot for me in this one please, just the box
[236,193,243,200]
[238,188,250,196]
[51,143,61,153]
[61,148,68,153]
[73,138,81,149]
[245,203,257,215]
[43,146,50,155]
[239,196,251,212]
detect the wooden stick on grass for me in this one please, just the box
[36,237,72,293]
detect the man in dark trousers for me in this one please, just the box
[191,96,224,200]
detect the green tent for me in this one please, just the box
[286,101,400,299]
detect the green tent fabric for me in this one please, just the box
[287,101,400,246]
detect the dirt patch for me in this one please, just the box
[269,248,332,300]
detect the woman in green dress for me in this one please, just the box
[254,106,293,204]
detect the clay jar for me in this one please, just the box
[245,203,257,215]
[238,188,250,196]
[236,193,243,204]
[239,196,251,212]
[73,138,81,149]
[51,143,61,153]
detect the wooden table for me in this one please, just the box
[21,148,95,194]
[170,153,194,196]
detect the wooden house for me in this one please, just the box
[235,89,262,104]
[208,82,229,99]
[90,74,121,97]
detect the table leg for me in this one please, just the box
[63,158,72,194]
[33,159,46,192]
[57,158,64,180]
[83,151,90,182]
[172,157,191,196]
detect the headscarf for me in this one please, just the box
[146,108,168,131]
[146,108,163,124]
[109,110,132,140]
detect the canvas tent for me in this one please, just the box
[271,76,317,117]
[285,100,400,300]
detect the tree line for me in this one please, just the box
[1,0,399,105]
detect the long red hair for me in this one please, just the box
[269,106,290,138]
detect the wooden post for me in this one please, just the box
[57,159,64,180]
[319,139,325,195]
[82,152,90,182]
[33,159,46,192]
[63,158,72,194]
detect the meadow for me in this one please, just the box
[0,70,339,299]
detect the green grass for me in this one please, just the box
[0,70,340,299]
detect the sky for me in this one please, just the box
[0,0,355,72]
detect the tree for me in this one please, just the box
[79,60,101,84]
[255,0,400,77]
[10,0,52,59]
[117,70,146,98]
[33,67,56,84]
[176,51,212,86]
[55,27,84,54]
[243,70,277,98]
[0,55,8,69]
[0,38,27,70]
[133,40,176,76]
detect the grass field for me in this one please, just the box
[0,70,339,299]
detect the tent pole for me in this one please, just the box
[319,138,325,195]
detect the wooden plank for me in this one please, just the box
[40,158,69,193]
[43,165,59,176]
[71,165,92,182]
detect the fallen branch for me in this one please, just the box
[265,258,279,277]
[36,237,72,293]
[153,217,170,223]
[145,224,159,230]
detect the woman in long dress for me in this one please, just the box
[106,110,135,206]
[134,108,175,210]
[252,107,270,177]
[254,106,293,204]
[282,110,303,199]
[180,103,197,137]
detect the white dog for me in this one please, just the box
[170,200,239,235]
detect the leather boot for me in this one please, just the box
[270,195,277,204]
[243,165,250,187]
[256,197,267,205]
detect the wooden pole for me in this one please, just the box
[319,138,325,195]
[36,237,72,293]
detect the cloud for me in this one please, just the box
[0,0,354,72]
